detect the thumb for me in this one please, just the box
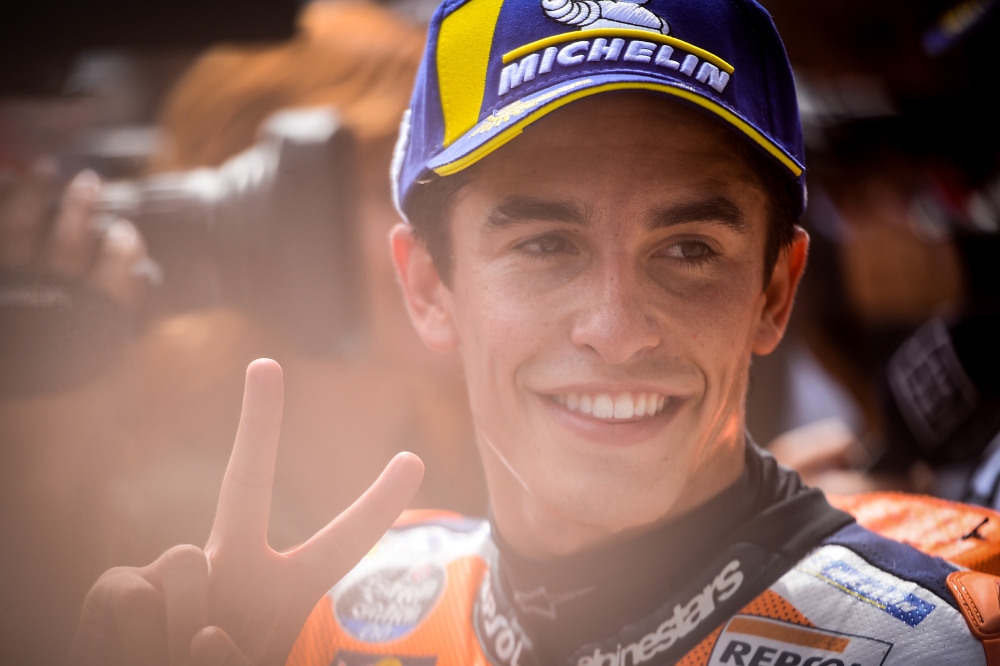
[190,627,252,666]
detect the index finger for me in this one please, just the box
[208,359,284,548]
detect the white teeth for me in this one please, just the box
[553,391,668,420]
[593,394,614,418]
[613,394,634,419]
[634,394,647,417]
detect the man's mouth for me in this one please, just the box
[550,392,668,420]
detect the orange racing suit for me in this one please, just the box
[287,446,1000,666]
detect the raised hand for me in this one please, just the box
[67,359,425,666]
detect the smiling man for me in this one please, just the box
[69,1,999,665]
[397,93,801,563]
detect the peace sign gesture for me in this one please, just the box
[68,359,425,666]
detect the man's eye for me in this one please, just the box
[658,241,715,261]
[518,234,577,256]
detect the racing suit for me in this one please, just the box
[287,444,997,666]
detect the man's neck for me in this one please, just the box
[487,430,747,560]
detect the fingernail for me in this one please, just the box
[69,169,100,198]
[105,219,138,251]
[131,257,164,285]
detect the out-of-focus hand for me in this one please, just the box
[67,359,425,666]
[768,418,869,479]
[0,160,149,307]
[768,417,924,495]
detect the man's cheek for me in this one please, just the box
[462,300,535,385]
[478,283,558,339]
[660,277,759,344]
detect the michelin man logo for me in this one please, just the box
[542,0,668,35]
[493,0,731,97]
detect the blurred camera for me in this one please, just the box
[98,105,364,353]
[0,106,365,394]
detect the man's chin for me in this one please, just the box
[524,474,684,551]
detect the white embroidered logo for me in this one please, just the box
[576,559,744,666]
[542,0,669,35]
[494,0,731,96]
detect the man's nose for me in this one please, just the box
[569,263,660,365]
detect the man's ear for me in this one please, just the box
[752,227,809,355]
[390,223,459,353]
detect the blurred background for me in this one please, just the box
[0,0,997,663]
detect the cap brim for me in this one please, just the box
[428,73,803,179]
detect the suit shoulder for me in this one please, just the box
[760,527,984,664]
[831,491,1000,576]
[821,522,959,605]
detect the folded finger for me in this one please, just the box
[190,627,253,666]
[87,218,149,307]
[147,545,209,666]
[209,359,284,549]
[68,566,167,666]
[293,452,424,590]
[115,577,170,666]
[45,169,101,278]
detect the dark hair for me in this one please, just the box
[735,139,799,287]
[404,140,798,289]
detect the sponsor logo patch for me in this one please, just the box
[541,0,669,36]
[476,572,534,666]
[331,651,437,666]
[576,559,744,666]
[798,558,935,627]
[335,563,446,642]
[707,615,892,666]
[493,0,732,98]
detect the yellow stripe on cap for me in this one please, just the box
[433,80,803,177]
[502,29,734,74]
[437,0,506,147]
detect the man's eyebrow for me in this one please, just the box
[646,197,747,232]
[486,197,590,229]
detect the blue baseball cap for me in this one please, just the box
[391,0,806,218]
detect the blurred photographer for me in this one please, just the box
[1,5,487,665]
[0,160,154,392]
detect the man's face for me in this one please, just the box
[394,93,805,553]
